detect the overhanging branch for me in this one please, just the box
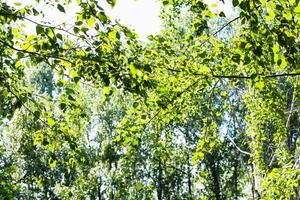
[212,72,300,79]
[167,67,300,79]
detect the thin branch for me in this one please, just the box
[0,39,75,65]
[212,16,240,36]
[226,134,251,156]
[268,153,275,167]
[166,68,300,79]
[286,89,296,129]
[293,157,300,169]
[0,11,78,38]
[212,72,300,79]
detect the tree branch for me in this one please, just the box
[0,11,78,38]
[226,134,251,156]
[212,72,300,79]
[213,16,240,36]
[167,67,300,79]
[0,39,75,65]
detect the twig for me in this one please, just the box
[0,39,75,65]
[212,16,240,36]
[226,134,251,156]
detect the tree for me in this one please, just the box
[0,0,300,199]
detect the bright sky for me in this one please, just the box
[6,0,235,38]
[6,0,162,39]
[103,0,162,38]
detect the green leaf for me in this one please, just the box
[49,158,57,169]
[73,27,80,34]
[255,80,264,90]
[59,103,67,110]
[47,117,56,127]
[86,16,96,27]
[147,35,154,40]
[97,12,108,22]
[14,2,22,6]
[295,2,300,13]
[32,8,39,16]
[46,28,55,39]
[199,65,211,74]
[102,87,111,95]
[219,11,226,17]
[81,26,89,32]
[279,56,287,70]
[33,110,41,118]
[135,182,143,190]
[211,3,217,8]
[272,43,279,54]
[34,131,44,146]
[106,0,117,7]
[129,64,137,76]
[124,29,136,39]
[123,137,132,145]
[133,101,139,108]
[116,135,121,142]
[266,10,275,22]
[36,25,44,35]
[232,0,239,7]
[69,70,78,78]
[162,0,169,5]
[56,33,63,40]
[57,4,65,13]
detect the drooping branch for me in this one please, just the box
[0,11,78,38]
[212,72,300,79]
[166,67,300,79]
[226,134,251,156]
[0,39,75,65]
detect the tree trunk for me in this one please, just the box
[233,159,238,200]
[187,154,192,196]
[157,160,163,200]
[98,177,102,200]
[208,155,221,200]
[252,164,261,200]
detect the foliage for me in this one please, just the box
[0,0,300,199]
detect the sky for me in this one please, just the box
[5,0,162,39]
[6,0,235,39]
[102,0,162,38]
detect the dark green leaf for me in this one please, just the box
[36,25,44,35]
[57,4,65,13]
[232,0,239,7]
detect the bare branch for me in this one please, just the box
[226,134,251,156]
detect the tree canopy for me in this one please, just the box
[0,0,300,199]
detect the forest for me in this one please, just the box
[0,0,299,199]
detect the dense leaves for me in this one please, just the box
[0,0,300,199]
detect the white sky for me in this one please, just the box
[6,0,162,39]
[102,0,162,38]
[6,0,235,39]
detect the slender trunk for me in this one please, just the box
[209,156,221,200]
[233,159,238,200]
[98,177,101,200]
[157,160,163,200]
[251,164,255,200]
[252,164,261,200]
[187,154,192,196]
[286,90,295,152]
